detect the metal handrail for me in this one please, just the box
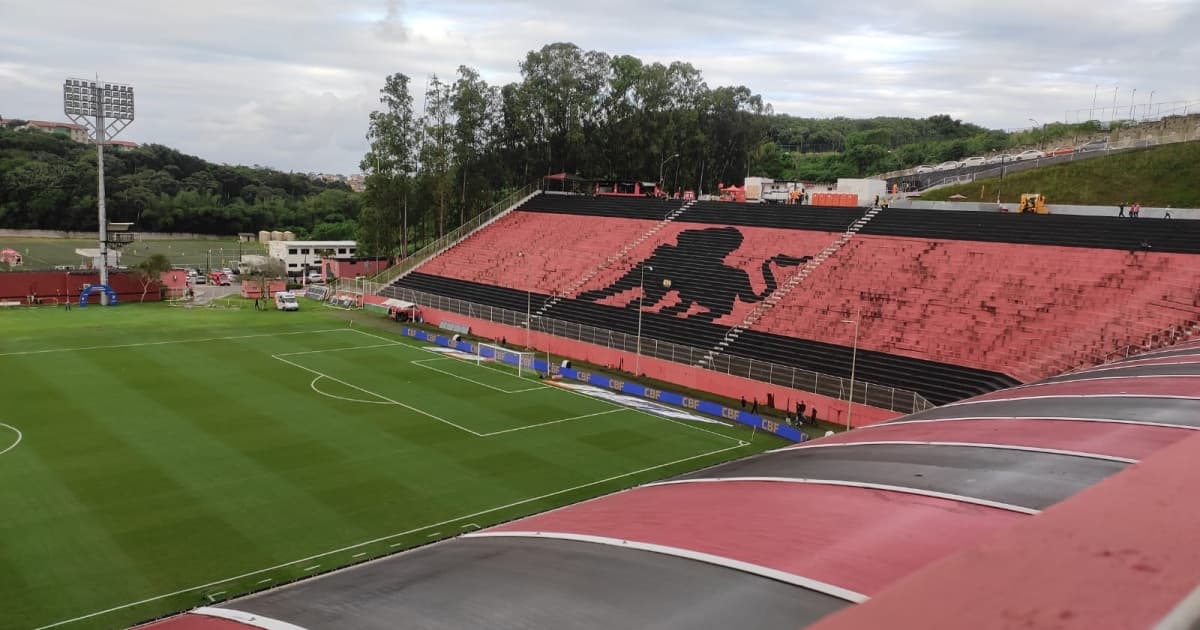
[367,182,540,285]
[372,284,935,415]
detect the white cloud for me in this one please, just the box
[0,0,1195,172]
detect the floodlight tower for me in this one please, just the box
[63,76,136,304]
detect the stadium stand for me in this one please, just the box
[387,194,1200,404]
[754,235,1200,382]
[147,345,1200,630]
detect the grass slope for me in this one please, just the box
[0,305,779,629]
[0,238,264,270]
[921,142,1200,207]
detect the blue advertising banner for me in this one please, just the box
[401,327,804,442]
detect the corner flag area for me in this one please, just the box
[0,306,767,630]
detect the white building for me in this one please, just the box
[75,248,122,269]
[267,240,357,277]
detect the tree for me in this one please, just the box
[452,66,495,223]
[420,75,455,238]
[360,73,419,256]
[132,253,173,302]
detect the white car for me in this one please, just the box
[307,271,323,284]
[274,291,299,311]
[1013,150,1045,161]
[915,164,936,174]
[960,156,987,168]
[985,154,1012,165]
[935,161,960,172]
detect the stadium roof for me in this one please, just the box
[145,342,1200,630]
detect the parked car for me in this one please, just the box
[1049,145,1075,157]
[1013,150,1046,161]
[935,161,960,172]
[959,156,987,168]
[1077,140,1110,152]
[985,154,1011,165]
[274,291,300,311]
[915,164,936,174]
[193,274,207,285]
[307,271,323,284]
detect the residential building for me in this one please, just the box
[18,119,89,143]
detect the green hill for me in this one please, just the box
[921,142,1200,207]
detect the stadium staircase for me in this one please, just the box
[534,199,697,317]
[697,207,883,368]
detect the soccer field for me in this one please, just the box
[0,306,776,629]
[0,237,263,270]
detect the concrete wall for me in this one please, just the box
[412,304,899,428]
[0,270,161,303]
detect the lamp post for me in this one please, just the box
[635,264,654,375]
[64,76,135,305]
[1091,84,1099,121]
[1028,118,1044,151]
[1147,91,1155,120]
[659,153,680,191]
[841,311,860,432]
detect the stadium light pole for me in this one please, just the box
[64,76,135,305]
[635,264,653,376]
[659,153,679,190]
[841,312,860,432]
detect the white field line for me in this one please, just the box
[0,422,22,457]
[545,383,749,447]
[276,343,403,358]
[270,354,485,436]
[31,441,744,630]
[308,376,396,405]
[410,358,546,394]
[0,328,352,358]
[479,409,625,437]
[345,328,403,345]
[349,328,747,447]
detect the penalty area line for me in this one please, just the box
[30,441,745,630]
[271,354,484,436]
[308,376,396,405]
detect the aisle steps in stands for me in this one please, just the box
[697,207,883,368]
[535,200,697,317]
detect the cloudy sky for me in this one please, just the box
[1,0,1196,173]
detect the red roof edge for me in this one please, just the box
[807,431,1200,630]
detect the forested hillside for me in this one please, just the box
[0,126,359,237]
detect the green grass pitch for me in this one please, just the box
[0,304,781,629]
